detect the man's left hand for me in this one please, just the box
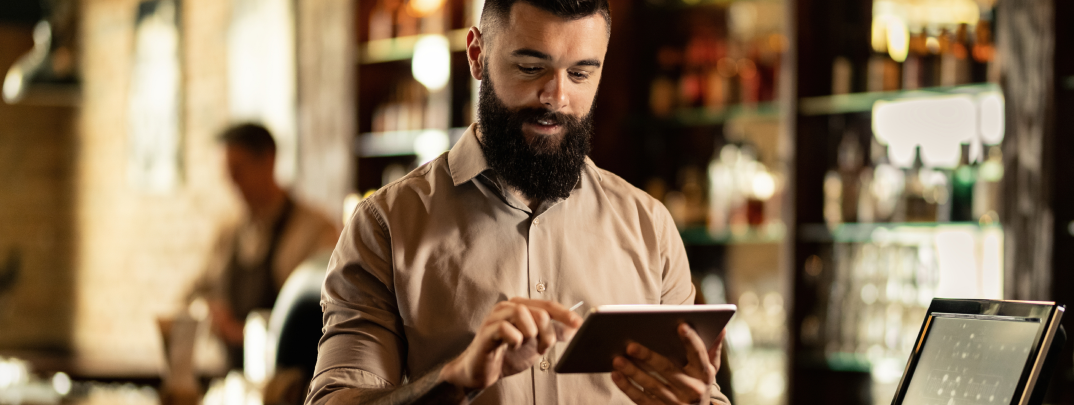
[611,324,725,405]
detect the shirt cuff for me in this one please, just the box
[305,367,394,405]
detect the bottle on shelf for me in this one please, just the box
[369,0,396,41]
[395,1,420,37]
[832,56,853,95]
[370,78,428,133]
[973,146,1003,223]
[649,47,680,117]
[950,147,976,222]
[837,130,864,223]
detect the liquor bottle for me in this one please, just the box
[837,130,863,223]
[867,54,886,92]
[369,0,395,41]
[972,20,996,83]
[973,146,1003,222]
[903,162,937,223]
[921,32,941,88]
[650,46,681,117]
[951,24,972,85]
[950,149,976,222]
[708,145,734,235]
[902,32,925,90]
[395,1,420,37]
[832,55,852,95]
[738,57,760,105]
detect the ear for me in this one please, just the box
[466,27,485,81]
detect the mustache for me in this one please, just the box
[511,108,579,126]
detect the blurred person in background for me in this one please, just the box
[190,123,340,369]
[307,0,729,404]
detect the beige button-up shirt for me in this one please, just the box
[308,125,730,405]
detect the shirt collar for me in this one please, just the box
[448,124,488,186]
[447,123,604,186]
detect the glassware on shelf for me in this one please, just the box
[371,78,428,133]
[707,142,781,236]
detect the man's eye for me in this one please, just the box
[518,66,542,74]
[570,71,590,80]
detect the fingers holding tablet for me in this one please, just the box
[610,324,716,404]
[611,355,681,404]
[677,323,718,382]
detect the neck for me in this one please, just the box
[508,186,541,212]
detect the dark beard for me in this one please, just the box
[476,67,594,202]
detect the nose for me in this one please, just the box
[538,71,569,112]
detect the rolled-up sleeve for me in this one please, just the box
[306,201,406,405]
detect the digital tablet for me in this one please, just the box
[554,304,737,374]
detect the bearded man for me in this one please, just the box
[306,1,730,404]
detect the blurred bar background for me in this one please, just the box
[0,0,1072,404]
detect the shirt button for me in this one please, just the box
[540,359,551,371]
[533,218,540,226]
[536,283,546,293]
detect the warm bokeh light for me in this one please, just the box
[884,17,909,62]
[751,170,776,200]
[872,0,980,62]
[411,35,450,91]
[243,313,268,385]
[407,0,445,17]
[414,129,450,164]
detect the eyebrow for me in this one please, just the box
[510,48,602,68]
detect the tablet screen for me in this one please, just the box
[902,314,1041,405]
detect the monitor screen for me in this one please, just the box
[902,314,1042,405]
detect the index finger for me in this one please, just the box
[508,297,583,328]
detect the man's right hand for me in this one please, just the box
[441,297,583,391]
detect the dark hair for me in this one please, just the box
[219,123,277,156]
[480,0,611,40]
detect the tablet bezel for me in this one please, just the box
[554,304,737,374]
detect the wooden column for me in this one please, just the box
[997,0,1056,302]
[997,0,1074,402]
[295,0,356,222]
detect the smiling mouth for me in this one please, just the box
[527,118,561,133]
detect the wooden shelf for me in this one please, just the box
[354,127,468,157]
[357,29,470,64]
[679,222,786,246]
[798,222,1003,244]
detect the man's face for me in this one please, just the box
[467,2,609,201]
[224,145,274,204]
[473,2,609,145]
